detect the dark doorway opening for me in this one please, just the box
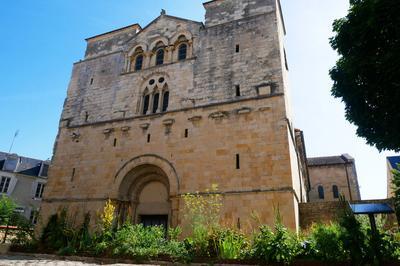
[140,215,168,228]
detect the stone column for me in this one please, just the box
[144,51,152,68]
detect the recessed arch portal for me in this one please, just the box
[117,163,172,226]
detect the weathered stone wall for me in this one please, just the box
[45,96,299,229]
[308,163,361,202]
[299,199,396,230]
[41,0,305,232]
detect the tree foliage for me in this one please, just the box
[330,0,400,151]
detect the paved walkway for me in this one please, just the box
[0,254,159,266]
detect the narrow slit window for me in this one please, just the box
[113,138,117,147]
[90,78,94,85]
[236,154,240,169]
[147,134,151,143]
[235,85,241,97]
[185,129,188,138]
[142,94,150,115]
[162,91,169,112]
[236,44,240,53]
[71,168,76,182]
[152,93,160,113]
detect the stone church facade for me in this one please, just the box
[40,0,310,231]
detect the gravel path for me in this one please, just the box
[0,254,159,266]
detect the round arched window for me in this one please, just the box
[178,43,187,61]
[156,49,164,65]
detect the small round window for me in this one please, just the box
[149,79,155,85]
[158,77,165,83]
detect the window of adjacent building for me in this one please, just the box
[30,210,38,225]
[35,182,45,199]
[135,54,144,71]
[0,176,11,193]
[162,91,169,112]
[318,185,324,199]
[332,185,339,199]
[156,49,165,65]
[142,94,150,115]
[178,43,188,60]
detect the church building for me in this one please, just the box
[40,0,311,231]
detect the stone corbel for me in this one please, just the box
[259,106,272,112]
[121,126,131,132]
[236,107,252,115]
[103,128,114,135]
[188,115,202,122]
[163,119,175,126]
[163,119,175,135]
[140,123,150,130]
[209,111,228,120]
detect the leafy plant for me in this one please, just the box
[338,206,368,265]
[100,199,115,232]
[182,184,223,257]
[307,223,348,262]
[250,215,301,265]
[217,228,248,260]
[0,195,18,243]
[392,164,400,224]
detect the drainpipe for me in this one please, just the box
[342,156,353,202]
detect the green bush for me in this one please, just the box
[216,228,248,260]
[111,223,189,262]
[250,223,301,265]
[306,223,347,262]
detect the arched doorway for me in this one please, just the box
[117,164,171,227]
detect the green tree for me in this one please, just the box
[0,194,17,243]
[330,0,400,151]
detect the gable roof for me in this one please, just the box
[138,14,203,35]
[0,151,50,178]
[308,154,354,167]
[388,156,400,170]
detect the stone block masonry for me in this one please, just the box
[40,0,308,233]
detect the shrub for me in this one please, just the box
[307,223,348,262]
[182,184,223,257]
[110,223,189,262]
[250,223,300,265]
[39,209,69,251]
[216,228,248,260]
[338,208,369,265]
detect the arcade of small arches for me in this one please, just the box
[127,34,193,73]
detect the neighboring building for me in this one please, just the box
[387,156,400,198]
[0,152,49,224]
[41,0,311,231]
[307,154,361,202]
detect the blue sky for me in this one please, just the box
[0,0,396,199]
